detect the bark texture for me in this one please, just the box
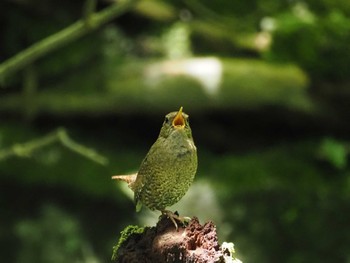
[113,216,232,263]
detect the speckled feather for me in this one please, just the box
[131,110,197,212]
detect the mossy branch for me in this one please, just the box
[0,128,108,165]
[0,0,138,85]
[83,0,98,26]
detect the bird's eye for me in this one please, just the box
[164,116,170,123]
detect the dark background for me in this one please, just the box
[1,0,350,262]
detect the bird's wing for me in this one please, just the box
[133,138,163,211]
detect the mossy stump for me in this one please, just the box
[112,216,239,263]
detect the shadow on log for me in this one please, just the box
[112,215,241,263]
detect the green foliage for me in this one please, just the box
[267,3,350,81]
[111,225,145,261]
[15,205,98,263]
[203,141,350,263]
[318,138,348,169]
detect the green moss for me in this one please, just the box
[111,225,145,261]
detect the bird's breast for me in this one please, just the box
[175,138,196,158]
[134,130,197,211]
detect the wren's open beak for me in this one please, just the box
[172,106,185,128]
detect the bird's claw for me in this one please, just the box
[162,210,191,231]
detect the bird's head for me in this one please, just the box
[159,107,193,139]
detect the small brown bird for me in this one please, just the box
[112,107,197,229]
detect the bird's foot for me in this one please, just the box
[161,210,191,231]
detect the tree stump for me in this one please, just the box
[112,215,240,263]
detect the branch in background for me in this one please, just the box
[22,64,38,121]
[58,129,108,165]
[183,0,238,31]
[0,0,139,86]
[0,128,108,165]
[83,0,98,27]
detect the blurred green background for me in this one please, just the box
[1,0,350,262]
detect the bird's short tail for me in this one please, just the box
[111,173,137,189]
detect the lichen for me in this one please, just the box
[111,225,145,261]
[221,242,243,263]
